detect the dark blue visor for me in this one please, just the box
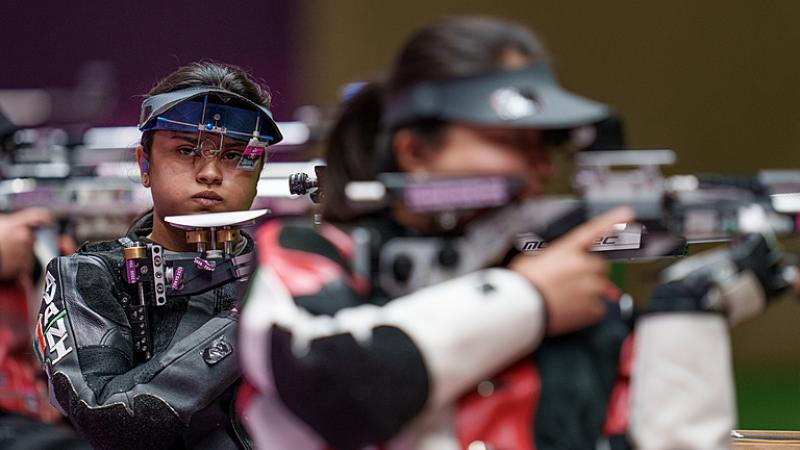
[139,87,283,145]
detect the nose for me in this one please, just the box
[518,149,554,198]
[195,158,223,186]
[530,151,554,181]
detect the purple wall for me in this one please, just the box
[0,0,303,125]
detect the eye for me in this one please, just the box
[220,150,244,161]
[176,146,198,157]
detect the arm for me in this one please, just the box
[0,209,51,280]
[629,233,788,450]
[239,222,548,450]
[37,254,239,450]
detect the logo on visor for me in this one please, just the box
[490,88,540,121]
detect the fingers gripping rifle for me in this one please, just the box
[120,210,266,361]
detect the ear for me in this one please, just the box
[392,130,437,173]
[136,145,151,188]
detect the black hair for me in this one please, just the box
[140,61,272,156]
[322,16,549,222]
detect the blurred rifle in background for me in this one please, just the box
[0,124,324,262]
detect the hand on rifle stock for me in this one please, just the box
[509,207,634,336]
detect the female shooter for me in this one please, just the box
[35,61,281,450]
[238,17,788,450]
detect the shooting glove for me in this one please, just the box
[648,233,789,326]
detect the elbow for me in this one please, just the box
[269,325,430,448]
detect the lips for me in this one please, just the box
[192,190,224,207]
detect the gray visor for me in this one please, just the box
[383,63,608,130]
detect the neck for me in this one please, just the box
[148,211,194,252]
[391,205,476,234]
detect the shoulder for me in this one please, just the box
[70,238,126,273]
[256,220,355,268]
[46,242,125,296]
[43,251,129,328]
[77,237,124,255]
[44,254,118,297]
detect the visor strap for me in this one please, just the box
[155,117,202,130]
[218,128,225,159]
[196,95,209,153]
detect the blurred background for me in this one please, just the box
[2,0,800,430]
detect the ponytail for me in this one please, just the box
[322,80,450,223]
[321,82,388,222]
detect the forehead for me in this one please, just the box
[450,124,543,143]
